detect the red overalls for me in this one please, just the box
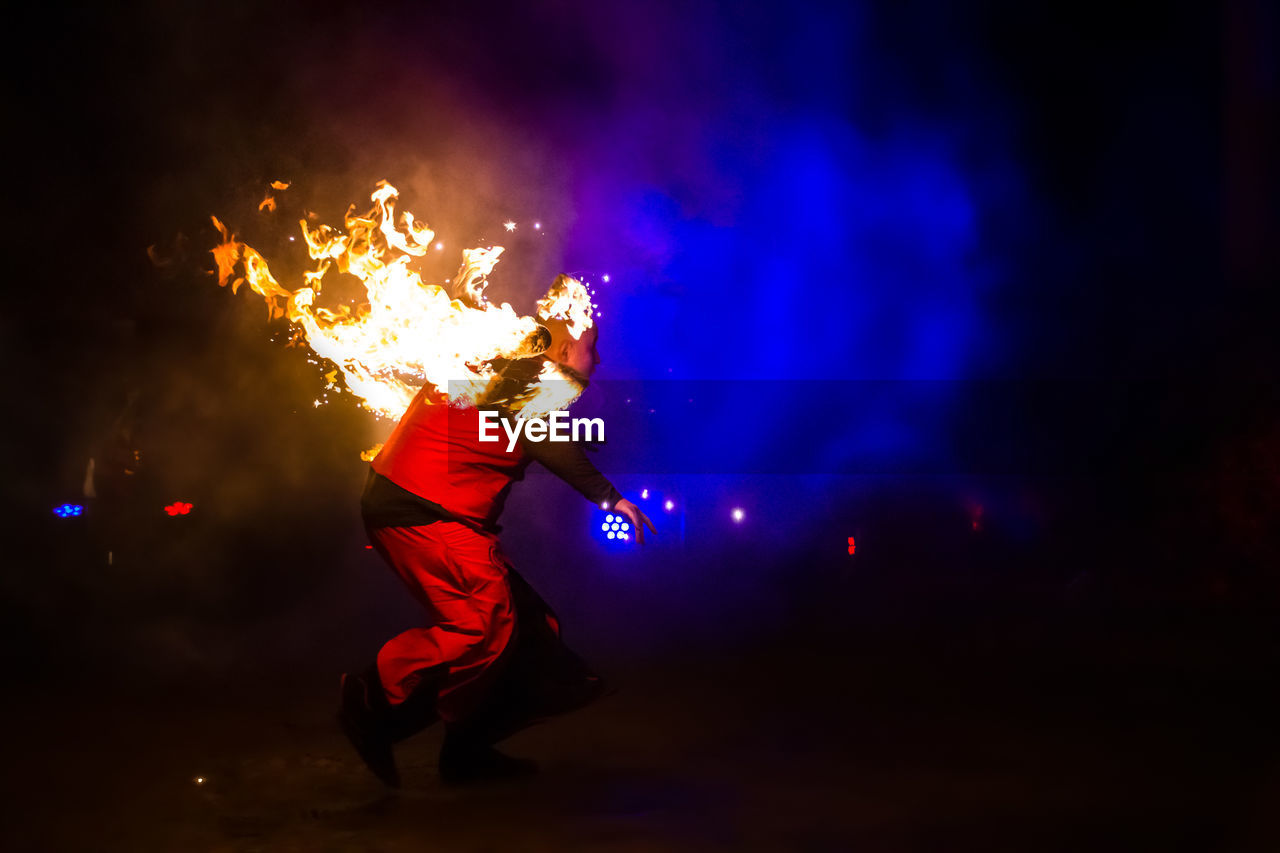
[368,390,544,722]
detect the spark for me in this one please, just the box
[503,220,517,232]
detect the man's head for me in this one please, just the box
[542,318,600,379]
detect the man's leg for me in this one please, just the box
[341,522,517,786]
[336,663,402,787]
[372,523,517,716]
[449,566,608,748]
[435,553,608,785]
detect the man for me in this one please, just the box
[338,319,655,786]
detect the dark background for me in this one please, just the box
[1,0,1278,849]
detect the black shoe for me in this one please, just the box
[337,670,400,788]
[385,671,443,743]
[438,734,538,786]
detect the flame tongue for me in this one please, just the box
[536,273,595,340]
[212,182,595,420]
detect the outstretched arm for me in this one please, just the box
[520,437,656,543]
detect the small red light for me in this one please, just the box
[164,501,194,516]
[847,536,856,555]
[364,545,373,550]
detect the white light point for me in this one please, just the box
[503,221,516,232]
[732,508,745,523]
[664,500,674,511]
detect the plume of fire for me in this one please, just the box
[211,181,595,420]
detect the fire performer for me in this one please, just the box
[339,315,655,787]
[208,182,643,785]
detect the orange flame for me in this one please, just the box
[211,182,595,419]
[259,180,290,212]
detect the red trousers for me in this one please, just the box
[367,522,520,722]
[368,520,604,738]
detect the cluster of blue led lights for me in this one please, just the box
[600,513,631,541]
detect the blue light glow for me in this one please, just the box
[593,488,680,549]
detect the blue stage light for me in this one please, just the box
[53,503,84,518]
[593,488,681,548]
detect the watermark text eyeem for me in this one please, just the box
[478,411,605,451]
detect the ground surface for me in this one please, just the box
[3,612,1279,852]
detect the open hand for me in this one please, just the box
[613,498,657,544]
